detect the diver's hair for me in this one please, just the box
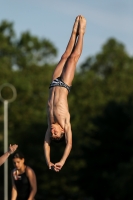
[50,133,65,143]
[12,151,25,160]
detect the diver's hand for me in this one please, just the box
[48,162,55,170]
[54,161,64,172]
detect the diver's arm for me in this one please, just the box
[44,128,55,169]
[60,122,72,164]
[44,128,51,166]
[54,122,72,171]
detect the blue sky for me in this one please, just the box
[0,0,133,65]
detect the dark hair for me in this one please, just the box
[12,151,25,160]
[50,132,65,143]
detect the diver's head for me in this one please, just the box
[50,123,65,143]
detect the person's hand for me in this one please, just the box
[8,144,18,155]
[54,161,64,172]
[48,162,55,170]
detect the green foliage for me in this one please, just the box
[81,38,131,77]
[0,21,16,70]
[17,32,57,68]
[0,20,57,71]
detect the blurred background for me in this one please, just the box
[0,0,133,199]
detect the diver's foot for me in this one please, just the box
[72,15,80,35]
[78,15,86,35]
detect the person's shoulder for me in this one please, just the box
[26,166,34,171]
[26,166,35,175]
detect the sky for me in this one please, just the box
[0,0,133,65]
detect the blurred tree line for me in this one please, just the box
[0,20,133,200]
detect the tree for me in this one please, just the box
[0,20,58,70]
[80,38,132,77]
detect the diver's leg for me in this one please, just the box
[61,15,86,86]
[51,16,80,81]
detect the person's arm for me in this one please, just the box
[0,152,10,166]
[44,128,55,169]
[26,167,37,200]
[11,171,17,200]
[54,122,72,171]
[0,144,18,166]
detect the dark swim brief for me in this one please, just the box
[49,77,71,92]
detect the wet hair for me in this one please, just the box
[50,132,65,143]
[12,151,25,160]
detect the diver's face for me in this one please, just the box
[51,124,64,139]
